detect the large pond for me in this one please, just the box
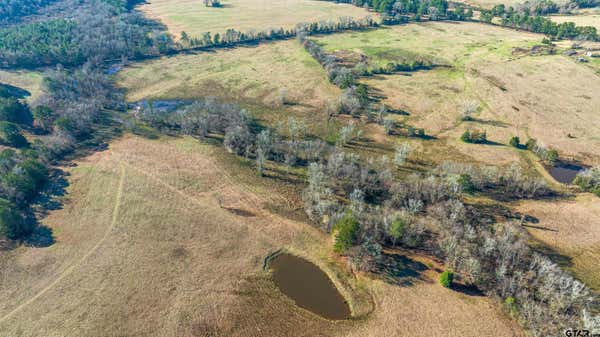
[547,163,583,184]
[269,253,351,320]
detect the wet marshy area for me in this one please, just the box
[269,253,351,320]
[547,162,583,184]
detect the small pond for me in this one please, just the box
[269,253,351,320]
[547,163,583,184]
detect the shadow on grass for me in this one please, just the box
[223,207,256,217]
[451,283,485,297]
[375,252,429,287]
[532,244,574,269]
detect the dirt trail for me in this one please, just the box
[0,164,126,324]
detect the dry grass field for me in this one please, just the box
[0,134,523,336]
[515,194,600,291]
[549,13,600,30]
[317,22,600,166]
[0,69,44,103]
[138,0,374,38]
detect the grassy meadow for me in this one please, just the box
[0,135,523,336]
[138,0,375,38]
[317,22,600,166]
[118,40,339,108]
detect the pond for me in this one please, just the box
[547,163,583,184]
[269,253,351,320]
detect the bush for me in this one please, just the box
[0,121,29,148]
[333,213,360,253]
[439,269,454,288]
[525,138,537,150]
[32,105,55,132]
[509,136,520,148]
[574,167,600,196]
[458,174,475,194]
[461,129,487,144]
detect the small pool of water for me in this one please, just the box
[548,163,583,184]
[269,253,351,320]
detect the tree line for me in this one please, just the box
[176,16,378,51]
[0,60,122,242]
[318,0,474,23]
[480,1,598,40]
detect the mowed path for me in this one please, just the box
[0,135,523,336]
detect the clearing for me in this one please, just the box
[0,69,44,103]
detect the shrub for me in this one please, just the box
[574,167,600,196]
[525,138,537,150]
[509,136,520,148]
[439,269,454,288]
[461,129,487,144]
[333,213,360,253]
[387,217,407,246]
[32,105,55,132]
[0,121,29,148]
[458,174,475,194]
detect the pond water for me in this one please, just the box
[269,253,351,320]
[548,163,583,184]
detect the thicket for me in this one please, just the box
[574,167,600,196]
[302,149,597,336]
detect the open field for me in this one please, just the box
[0,69,44,103]
[317,22,600,166]
[138,0,374,38]
[118,40,339,110]
[515,194,600,291]
[0,134,523,336]
[549,13,600,30]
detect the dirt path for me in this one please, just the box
[0,164,126,324]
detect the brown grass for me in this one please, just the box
[138,0,374,38]
[0,135,523,336]
[515,193,600,292]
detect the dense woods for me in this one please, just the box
[0,0,171,68]
[0,0,58,26]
